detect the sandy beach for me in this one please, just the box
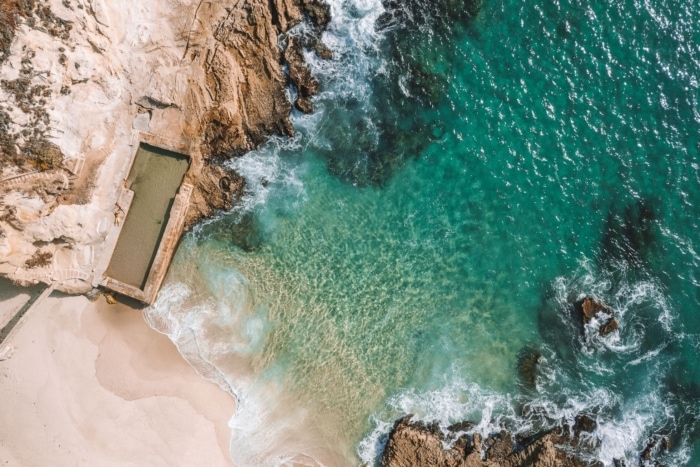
[0,287,235,466]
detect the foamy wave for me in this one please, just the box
[358,258,689,466]
[147,2,390,466]
[358,376,518,464]
[221,0,387,222]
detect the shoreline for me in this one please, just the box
[0,0,331,297]
[0,287,235,466]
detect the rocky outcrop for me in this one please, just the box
[285,34,320,113]
[577,297,619,336]
[0,0,331,292]
[198,0,330,160]
[187,164,245,225]
[185,0,331,224]
[382,415,601,467]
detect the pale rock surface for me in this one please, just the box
[0,0,203,293]
[0,0,330,295]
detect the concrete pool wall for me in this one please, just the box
[101,133,192,305]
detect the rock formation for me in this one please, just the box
[578,297,619,336]
[0,0,330,293]
[382,415,601,467]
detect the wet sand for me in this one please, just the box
[0,290,235,466]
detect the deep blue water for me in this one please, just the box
[146,0,700,465]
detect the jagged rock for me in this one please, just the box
[186,163,245,228]
[295,96,314,114]
[580,297,613,323]
[285,34,320,113]
[382,415,599,467]
[484,430,512,463]
[577,297,620,336]
[314,41,333,59]
[517,347,542,388]
[447,421,473,433]
[641,435,670,462]
[574,414,597,434]
[298,0,331,27]
[599,317,619,336]
[200,0,330,160]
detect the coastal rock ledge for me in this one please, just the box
[0,0,330,294]
[382,415,600,467]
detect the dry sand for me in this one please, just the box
[0,291,236,466]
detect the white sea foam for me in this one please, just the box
[357,376,518,464]
[222,0,387,223]
[147,1,389,466]
[357,258,689,466]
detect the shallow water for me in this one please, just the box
[146,0,700,465]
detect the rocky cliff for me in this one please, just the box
[0,0,330,293]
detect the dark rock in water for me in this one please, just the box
[601,198,658,267]
[580,297,613,324]
[661,436,670,450]
[230,212,263,252]
[574,414,597,434]
[381,415,599,467]
[599,317,619,336]
[575,297,620,337]
[517,347,542,389]
[314,41,333,60]
[285,35,320,109]
[642,439,655,460]
[447,420,473,433]
[295,96,314,114]
[641,435,671,462]
[572,414,600,447]
[613,459,626,467]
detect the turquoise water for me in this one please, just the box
[146,0,700,465]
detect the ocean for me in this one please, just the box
[145,0,700,465]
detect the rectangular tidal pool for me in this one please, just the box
[105,143,190,290]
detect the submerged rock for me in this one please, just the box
[517,346,542,389]
[641,434,671,462]
[447,0,482,21]
[230,212,264,252]
[382,415,600,467]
